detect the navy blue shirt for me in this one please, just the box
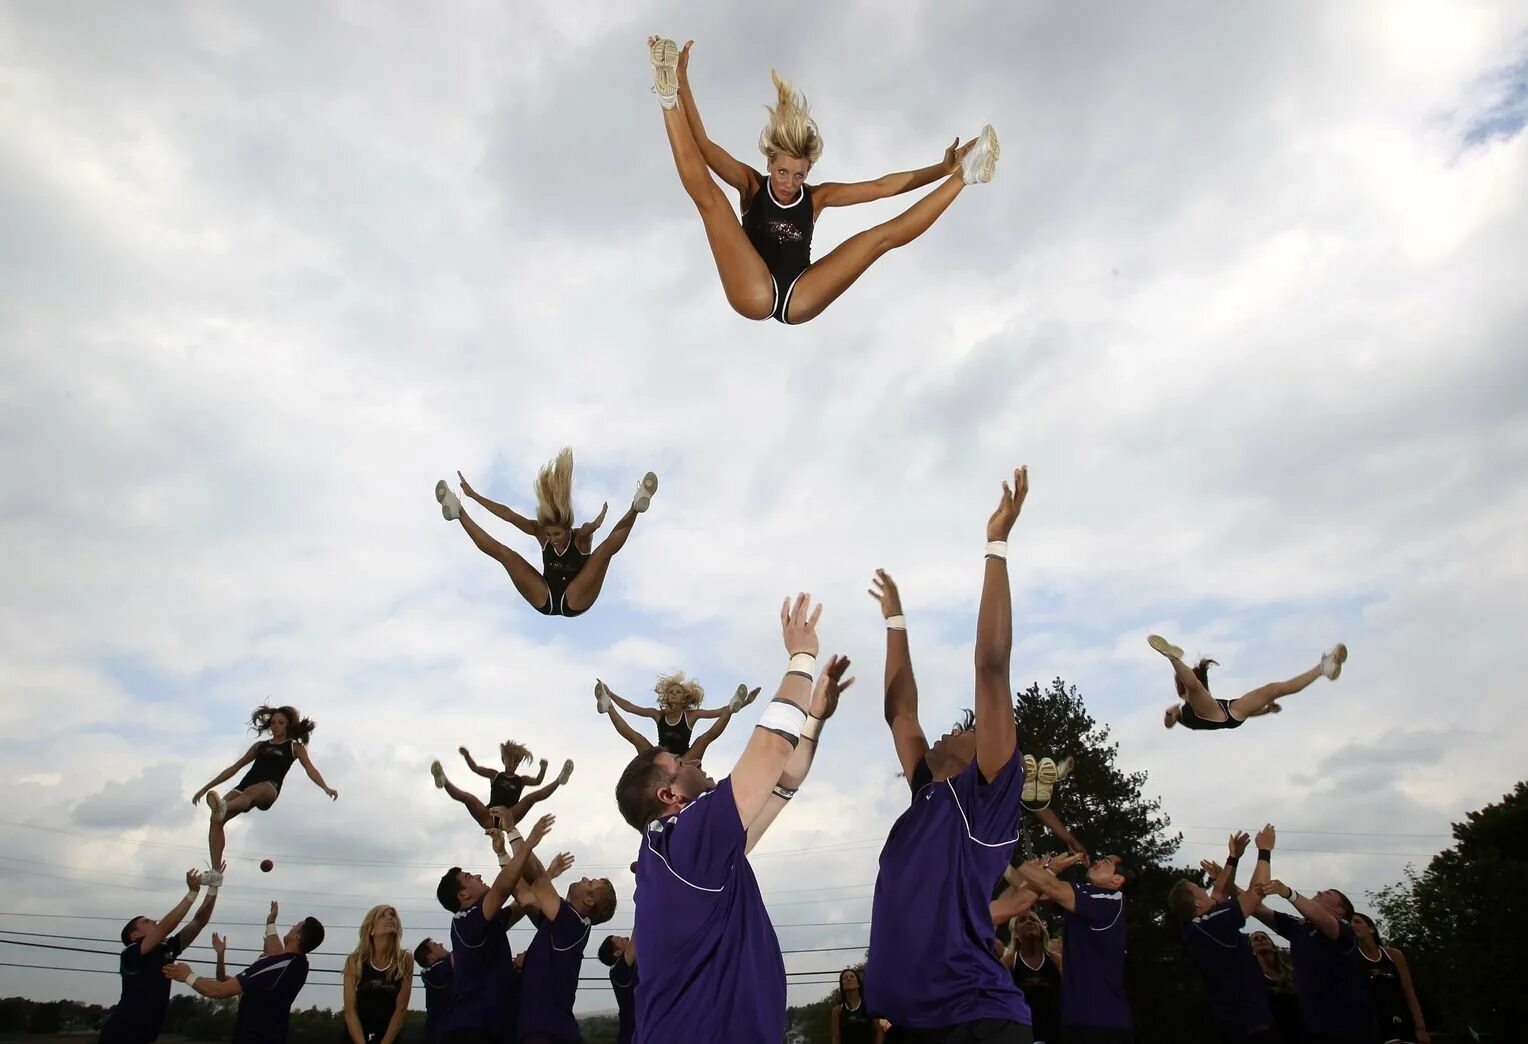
[1270,910,1373,1033]
[99,934,185,1043]
[420,958,453,1043]
[441,901,512,1034]
[609,958,638,1044]
[232,952,309,1043]
[1061,883,1133,1030]
[1181,899,1272,1031]
[517,901,591,1041]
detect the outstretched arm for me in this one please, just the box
[676,41,760,196]
[1033,806,1086,857]
[164,961,242,1000]
[605,685,662,720]
[174,864,225,950]
[293,744,338,800]
[1266,880,1343,940]
[814,138,972,209]
[746,658,852,853]
[1211,832,1249,901]
[192,744,259,804]
[1014,858,1077,913]
[523,759,548,786]
[211,933,229,982]
[731,595,820,827]
[457,471,539,536]
[870,570,928,780]
[975,467,1027,781]
[140,870,203,954]
[460,748,497,780]
[990,867,1040,925]
[262,902,283,958]
[484,815,553,921]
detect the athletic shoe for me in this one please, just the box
[206,791,226,823]
[201,870,224,888]
[1147,634,1184,660]
[632,472,659,513]
[435,480,461,521]
[1053,755,1076,781]
[430,760,446,789]
[1034,758,1059,804]
[1021,754,1039,804]
[729,684,749,713]
[649,37,679,107]
[961,124,1000,186]
[1320,643,1348,680]
[557,759,574,786]
[595,681,612,714]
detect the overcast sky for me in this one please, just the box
[2,0,1526,1017]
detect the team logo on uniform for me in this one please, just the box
[766,219,804,245]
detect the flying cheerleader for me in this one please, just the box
[646,36,999,326]
[435,449,657,619]
[1150,635,1348,732]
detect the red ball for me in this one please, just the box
[260,859,274,873]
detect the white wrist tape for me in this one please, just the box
[801,714,824,743]
[885,615,907,630]
[205,887,219,899]
[184,888,199,905]
[264,924,279,937]
[184,973,199,989]
[985,541,1009,560]
[503,827,523,845]
[787,652,816,677]
[757,700,808,740]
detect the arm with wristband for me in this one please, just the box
[138,869,203,955]
[175,860,226,951]
[1265,876,1342,939]
[1213,831,1249,902]
[163,956,244,999]
[869,569,929,780]
[484,814,554,921]
[975,466,1027,781]
[261,901,283,958]
[730,593,822,828]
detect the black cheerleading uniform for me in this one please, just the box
[344,960,402,1044]
[741,179,815,323]
[1177,699,1244,731]
[236,739,296,804]
[839,997,877,1044]
[488,772,526,810]
[1361,948,1415,1043]
[654,713,693,756]
[539,537,588,618]
[1011,951,1062,1044]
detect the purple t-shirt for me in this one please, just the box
[633,777,785,1044]
[609,958,639,1044]
[517,900,591,1042]
[864,749,1031,1029]
[99,934,185,1043]
[1061,883,1133,1030]
[419,958,453,1043]
[1181,898,1271,1031]
[442,901,512,1033]
[232,952,309,1044]
[1269,910,1373,1033]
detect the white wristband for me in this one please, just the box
[801,714,824,743]
[205,887,219,899]
[985,541,1008,560]
[497,851,511,867]
[265,924,279,937]
[503,827,523,845]
[787,652,816,677]
[184,888,199,905]
[885,615,907,631]
[757,701,808,739]
[184,973,199,989]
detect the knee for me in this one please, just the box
[727,290,775,322]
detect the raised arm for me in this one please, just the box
[1014,858,1077,913]
[731,594,820,828]
[814,138,971,209]
[990,867,1040,925]
[293,743,338,800]
[1212,832,1250,901]
[164,960,243,1000]
[525,759,548,786]
[457,471,539,536]
[604,684,662,719]
[192,744,259,805]
[174,863,225,950]
[975,467,1027,781]
[1266,880,1342,940]
[869,570,928,779]
[262,902,283,958]
[1246,824,1275,908]
[484,815,553,921]
[676,41,760,196]
[1033,806,1087,857]
[211,933,229,982]
[459,747,497,780]
[140,870,203,955]
[746,657,852,853]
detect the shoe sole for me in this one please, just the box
[1148,635,1184,660]
[430,761,445,788]
[967,124,999,184]
[594,681,610,713]
[1035,759,1058,803]
[558,760,575,785]
[1326,643,1348,680]
[1021,755,1039,804]
[206,792,225,821]
[729,683,749,712]
[634,471,659,513]
[650,39,679,98]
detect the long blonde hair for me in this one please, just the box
[499,740,532,771]
[345,905,409,985]
[654,672,705,713]
[758,70,823,166]
[534,447,575,529]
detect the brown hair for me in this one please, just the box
[249,704,315,744]
[615,749,673,831]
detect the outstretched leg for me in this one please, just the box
[604,703,654,754]
[208,786,273,865]
[455,508,551,611]
[1147,636,1230,723]
[1228,665,1323,720]
[1033,806,1086,857]
[651,40,775,319]
[685,709,739,763]
[502,764,572,826]
[564,482,655,613]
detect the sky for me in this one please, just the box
[2,0,1526,1018]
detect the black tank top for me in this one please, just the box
[489,772,525,809]
[839,997,875,1044]
[742,180,814,283]
[350,960,401,1040]
[1011,951,1062,1043]
[1361,947,1414,1039]
[240,739,296,790]
[655,713,693,756]
[1177,698,1243,731]
[541,537,588,613]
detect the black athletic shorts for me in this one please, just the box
[887,1019,1033,1044]
[1178,698,1244,730]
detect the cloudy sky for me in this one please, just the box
[2,0,1525,1016]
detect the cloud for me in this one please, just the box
[71,765,188,831]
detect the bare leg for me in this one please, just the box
[1165,655,1228,722]
[684,707,737,763]
[605,704,654,754]
[209,786,272,865]
[503,779,566,826]
[1228,665,1323,720]
[440,774,492,828]
[785,174,966,324]
[455,507,551,611]
[563,507,639,614]
[659,103,775,319]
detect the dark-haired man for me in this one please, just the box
[100,866,222,1043]
[414,938,453,1044]
[1262,877,1374,1043]
[163,899,323,1044]
[596,935,638,1044]
[863,467,1035,1044]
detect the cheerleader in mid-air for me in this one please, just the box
[430,740,573,833]
[594,673,758,763]
[1149,635,1348,732]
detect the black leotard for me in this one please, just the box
[489,772,525,810]
[654,713,693,756]
[1361,947,1415,1042]
[539,537,589,618]
[839,996,876,1044]
[344,959,401,1043]
[237,739,296,795]
[1011,950,1062,1044]
[1177,698,1244,731]
[741,179,815,323]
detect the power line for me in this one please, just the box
[0,911,874,931]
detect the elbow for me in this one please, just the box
[974,653,1010,679]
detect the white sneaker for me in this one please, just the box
[729,684,749,713]
[206,791,226,823]
[430,760,446,789]
[557,759,575,786]
[1034,758,1059,805]
[435,480,461,521]
[1021,754,1039,804]
[649,37,679,108]
[1147,635,1184,661]
[1320,643,1348,680]
[202,870,224,888]
[1053,755,1076,782]
[632,472,659,513]
[595,681,612,714]
[961,124,1000,186]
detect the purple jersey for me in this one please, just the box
[232,952,308,1043]
[609,958,638,1044]
[1061,883,1133,1031]
[419,958,453,1043]
[633,777,785,1044]
[441,901,512,1034]
[517,900,591,1042]
[865,749,1031,1029]
[99,934,185,1043]
[1181,898,1272,1031]
[1270,910,1373,1033]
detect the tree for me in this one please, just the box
[1373,780,1528,1041]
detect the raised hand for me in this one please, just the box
[867,569,904,619]
[942,137,975,174]
[191,789,205,807]
[985,466,1030,541]
[678,39,693,80]
[780,593,822,658]
[211,933,227,957]
[456,471,476,499]
[810,655,855,720]
[1048,852,1085,874]
[1266,879,1292,900]
[1228,831,1251,859]
[1200,859,1224,880]
[547,852,575,879]
[162,962,193,982]
[267,901,279,925]
[184,869,203,891]
[324,787,339,801]
[528,814,555,848]
[1255,823,1276,851]
[489,828,507,857]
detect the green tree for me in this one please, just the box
[1373,780,1528,1041]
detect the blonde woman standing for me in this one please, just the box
[435,449,657,618]
[341,905,412,1044]
[646,37,1000,326]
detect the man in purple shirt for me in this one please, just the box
[864,465,1035,1044]
[615,592,852,1044]
[597,935,638,1044]
[511,841,616,1043]
[1260,878,1375,1043]
[413,938,454,1044]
